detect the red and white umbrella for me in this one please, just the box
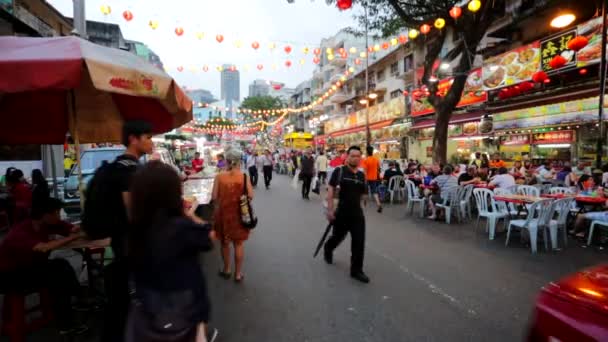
[0,36,192,144]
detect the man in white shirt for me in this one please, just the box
[536,161,555,183]
[489,167,516,189]
[572,161,591,177]
[315,151,329,184]
[246,151,259,187]
[261,149,274,189]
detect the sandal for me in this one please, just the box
[234,274,244,283]
[218,270,231,279]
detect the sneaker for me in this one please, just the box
[350,271,370,283]
[207,327,219,342]
[59,324,89,336]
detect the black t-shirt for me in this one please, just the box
[458,173,474,185]
[107,154,139,258]
[384,169,403,189]
[329,166,366,214]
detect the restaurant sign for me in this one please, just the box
[531,130,574,144]
[324,97,404,134]
[417,123,478,140]
[540,29,577,72]
[501,134,530,146]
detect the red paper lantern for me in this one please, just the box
[340,52,348,58]
[355,58,361,65]
[285,60,292,67]
[398,35,408,44]
[252,41,260,50]
[336,0,353,10]
[313,48,321,55]
[216,34,224,43]
[420,24,431,34]
[313,57,320,64]
[273,84,282,90]
[549,55,567,69]
[338,48,345,55]
[284,45,292,54]
[402,90,409,96]
[532,71,548,83]
[368,46,374,53]
[122,10,133,21]
[202,65,209,72]
[175,27,184,36]
[257,64,263,70]
[567,36,589,52]
[382,42,390,50]
[579,68,588,75]
[449,6,462,19]
[177,66,184,72]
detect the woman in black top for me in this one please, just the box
[31,169,49,211]
[127,161,215,342]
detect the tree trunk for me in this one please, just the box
[432,107,450,165]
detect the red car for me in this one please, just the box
[527,264,608,341]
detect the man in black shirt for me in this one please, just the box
[458,166,480,185]
[102,121,153,342]
[300,148,315,199]
[324,146,370,283]
[383,161,403,190]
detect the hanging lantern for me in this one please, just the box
[360,51,367,58]
[326,47,333,54]
[532,70,548,83]
[234,40,243,48]
[336,0,353,10]
[122,10,133,21]
[349,47,357,54]
[177,66,184,72]
[355,58,362,65]
[302,47,310,54]
[468,0,481,13]
[229,65,237,72]
[327,54,335,61]
[148,20,159,30]
[100,4,111,15]
[216,34,224,43]
[402,90,409,96]
[313,48,321,55]
[340,51,348,58]
[567,36,589,52]
[348,66,355,73]
[273,84,282,90]
[434,18,446,29]
[269,42,276,50]
[549,55,567,69]
[390,38,398,46]
[408,29,419,39]
[368,46,374,53]
[373,44,381,52]
[196,32,205,40]
[449,6,462,19]
[285,60,292,68]
[175,27,184,36]
[420,24,431,35]
[338,48,345,55]
[284,45,292,54]
[251,41,260,50]
[299,59,306,65]
[398,35,408,44]
[382,42,390,50]
[203,65,209,72]
[217,66,223,72]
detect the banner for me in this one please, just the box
[482,41,540,91]
[502,134,531,146]
[531,130,574,144]
[324,97,405,134]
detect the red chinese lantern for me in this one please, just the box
[402,90,409,96]
[257,64,263,70]
[313,57,320,64]
[532,70,548,83]
[252,41,260,50]
[420,24,431,34]
[340,51,348,58]
[122,10,133,21]
[216,34,224,43]
[398,35,408,44]
[175,27,184,36]
[355,58,361,65]
[549,55,567,69]
[567,36,589,52]
[285,60,292,67]
[313,48,321,55]
[284,45,292,54]
[579,68,588,75]
[382,42,390,50]
[177,66,184,72]
[336,0,353,10]
[338,48,345,55]
[449,6,462,19]
[273,84,282,90]
[203,65,209,72]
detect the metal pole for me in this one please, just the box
[597,0,607,169]
[364,1,371,148]
[72,0,87,38]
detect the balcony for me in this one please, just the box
[330,73,343,84]
[313,69,324,80]
[330,91,350,104]
[398,70,416,85]
[330,57,347,67]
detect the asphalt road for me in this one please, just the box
[3,172,603,342]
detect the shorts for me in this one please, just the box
[368,180,380,194]
[431,194,446,205]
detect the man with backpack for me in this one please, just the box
[83,121,154,342]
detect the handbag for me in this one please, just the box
[240,174,258,229]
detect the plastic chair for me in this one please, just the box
[493,188,519,216]
[473,188,508,240]
[506,185,519,194]
[546,197,575,249]
[506,198,554,253]
[549,187,574,195]
[387,176,404,203]
[518,185,540,197]
[436,186,460,224]
[459,184,474,221]
[587,220,608,246]
[404,180,425,218]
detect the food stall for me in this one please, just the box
[284,132,314,150]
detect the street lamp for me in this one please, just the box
[550,13,576,28]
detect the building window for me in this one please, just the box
[390,62,399,75]
[403,55,413,72]
[390,90,401,99]
[377,68,386,82]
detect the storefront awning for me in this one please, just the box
[411,111,485,130]
[329,119,394,137]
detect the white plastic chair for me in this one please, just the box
[518,185,540,197]
[436,186,460,224]
[505,199,553,253]
[493,188,519,216]
[587,219,608,246]
[473,188,508,240]
[506,185,519,194]
[546,197,575,249]
[458,185,474,221]
[549,187,574,195]
[404,180,425,218]
[387,175,404,203]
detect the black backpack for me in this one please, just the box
[82,160,128,239]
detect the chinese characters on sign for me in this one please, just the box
[540,29,577,72]
[531,130,574,144]
[502,134,530,146]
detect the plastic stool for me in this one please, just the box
[1,289,53,342]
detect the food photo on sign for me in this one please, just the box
[482,41,540,90]
[577,16,603,65]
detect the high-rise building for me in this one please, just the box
[248,79,270,97]
[221,64,240,102]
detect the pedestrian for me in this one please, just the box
[31,169,50,212]
[216,154,226,170]
[126,161,217,342]
[63,155,74,178]
[6,169,32,223]
[323,146,370,283]
[300,148,315,199]
[261,149,274,190]
[290,152,298,177]
[246,151,259,187]
[90,120,154,342]
[362,146,383,213]
[191,152,204,174]
[212,147,253,283]
[316,151,328,185]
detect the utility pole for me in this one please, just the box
[72,0,87,38]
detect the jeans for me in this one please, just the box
[318,171,327,185]
[324,211,366,273]
[263,165,273,188]
[248,166,258,187]
[102,260,130,342]
[301,174,313,198]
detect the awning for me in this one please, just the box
[329,119,394,137]
[411,111,485,130]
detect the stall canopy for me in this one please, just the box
[410,112,485,130]
[0,36,192,144]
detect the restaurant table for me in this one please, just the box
[574,196,606,214]
[494,194,544,218]
[59,237,111,296]
[474,183,495,189]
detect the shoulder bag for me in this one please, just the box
[239,174,258,229]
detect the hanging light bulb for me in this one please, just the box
[349,47,357,54]
[100,4,111,15]
[148,20,159,30]
[408,29,419,39]
[434,18,446,29]
[468,0,481,13]
[196,32,205,40]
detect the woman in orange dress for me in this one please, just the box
[212,147,253,283]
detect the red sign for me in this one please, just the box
[502,134,530,145]
[531,130,574,144]
[411,68,487,117]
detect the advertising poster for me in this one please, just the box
[540,29,577,72]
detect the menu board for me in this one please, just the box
[540,29,577,72]
[482,41,540,91]
[502,134,531,146]
[531,130,574,144]
[411,68,487,117]
[577,16,604,66]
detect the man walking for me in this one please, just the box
[323,146,370,283]
[247,151,259,187]
[362,145,383,213]
[316,151,328,185]
[300,148,315,199]
[261,149,274,189]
